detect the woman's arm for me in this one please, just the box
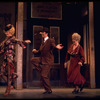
[64,52,70,68]
[12,36,31,48]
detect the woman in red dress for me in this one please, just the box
[64,33,86,94]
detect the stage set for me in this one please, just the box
[0,1,100,99]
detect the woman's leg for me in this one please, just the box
[4,65,12,95]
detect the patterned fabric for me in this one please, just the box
[0,36,26,82]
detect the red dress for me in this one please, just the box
[65,44,86,85]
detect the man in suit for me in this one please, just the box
[30,27,63,94]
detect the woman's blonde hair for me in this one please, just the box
[72,32,81,42]
[4,24,15,35]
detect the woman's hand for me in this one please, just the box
[24,40,31,43]
[64,62,67,69]
[78,62,82,66]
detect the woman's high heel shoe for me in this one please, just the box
[3,87,11,96]
[10,85,14,89]
[72,89,79,94]
[74,89,79,94]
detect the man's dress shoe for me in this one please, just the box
[43,90,52,94]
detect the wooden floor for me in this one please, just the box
[0,86,100,99]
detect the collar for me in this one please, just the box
[44,36,49,42]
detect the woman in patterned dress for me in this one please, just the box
[64,33,86,94]
[0,24,31,95]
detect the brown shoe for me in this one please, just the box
[43,91,48,94]
[43,90,52,94]
[48,91,52,94]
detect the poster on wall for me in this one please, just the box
[31,2,62,20]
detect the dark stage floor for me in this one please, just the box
[0,86,100,99]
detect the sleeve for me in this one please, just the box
[79,46,85,64]
[34,44,42,54]
[50,38,56,48]
[17,40,26,48]
[11,37,26,48]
